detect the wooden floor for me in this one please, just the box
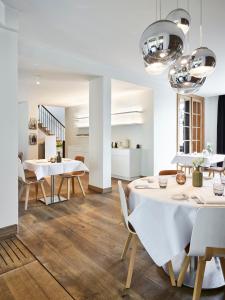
[1,175,225,299]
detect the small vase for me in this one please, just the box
[176,171,186,185]
[57,151,62,163]
[192,168,203,187]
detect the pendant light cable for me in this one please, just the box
[156,0,158,21]
[200,0,203,46]
[187,0,190,53]
[177,0,179,9]
[160,0,162,19]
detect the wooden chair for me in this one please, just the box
[159,170,178,176]
[177,207,225,300]
[58,155,86,199]
[208,158,225,177]
[18,158,47,210]
[118,181,176,289]
[179,164,193,175]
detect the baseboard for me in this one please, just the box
[88,184,112,193]
[0,224,17,240]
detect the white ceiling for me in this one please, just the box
[18,69,149,107]
[4,0,225,101]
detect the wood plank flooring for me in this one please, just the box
[0,261,72,300]
[0,237,34,275]
[1,175,225,299]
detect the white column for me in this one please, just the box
[0,2,18,230]
[89,77,111,192]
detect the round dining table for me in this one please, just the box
[127,175,225,289]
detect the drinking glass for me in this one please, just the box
[221,175,225,185]
[158,176,168,189]
[213,183,224,196]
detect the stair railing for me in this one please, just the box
[38,105,65,156]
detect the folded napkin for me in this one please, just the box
[203,196,225,205]
[193,190,225,205]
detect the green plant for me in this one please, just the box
[193,158,205,169]
[56,140,63,148]
[206,142,213,154]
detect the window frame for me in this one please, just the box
[176,94,205,154]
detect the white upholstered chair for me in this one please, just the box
[18,158,47,210]
[118,181,176,289]
[177,207,225,300]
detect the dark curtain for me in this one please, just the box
[217,95,225,154]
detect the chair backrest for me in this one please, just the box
[18,152,23,162]
[159,170,177,176]
[222,158,225,168]
[18,158,26,182]
[189,207,225,257]
[118,181,129,230]
[75,155,85,163]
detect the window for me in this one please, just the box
[177,94,204,154]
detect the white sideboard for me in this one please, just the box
[68,141,141,180]
[111,148,141,180]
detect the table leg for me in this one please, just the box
[39,175,67,205]
[163,251,225,289]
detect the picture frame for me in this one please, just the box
[29,133,37,145]
[28,117,37,130]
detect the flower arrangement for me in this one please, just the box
[193,158,205,170]
[206,142,213,154]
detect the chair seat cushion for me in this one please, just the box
[210,167,225,172]
[25,177,44,184]
[61,171,84,178]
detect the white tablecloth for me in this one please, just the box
[23,159,89,180]
[127,176,225,267]
[171,153,225,167]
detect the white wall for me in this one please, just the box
[65,88,154,176]
[18,102,29,159]
[65,105,82,156]
[154,83,177,174]
[205,96,218,152]
[112,125,143,149]
[18,101,38,160]
[0,11,18,228]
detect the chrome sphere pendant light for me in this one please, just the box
[166,8,191,34]
[140,0,185,75]
[168,55,206,94]
[190,47,216,78]
[189,0,216,78]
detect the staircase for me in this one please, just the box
[38,105,65,155]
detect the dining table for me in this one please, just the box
[171,153,225,167]
[127,175,225,289]
[23,158,89,205]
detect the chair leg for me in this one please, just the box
[58,177,64,195]
[177,256,190,287]
[193,257,206,300]
[121,232,133,260]
[77,177,85,197]
[18,183,24,200]
[167,261,176,287]
[67,178,71,200]
[72,177,75,194]
[25,185,30,210]
[219,257,225,279]
[125,235,138,289]
[40,181,47,204]
[35,183,38,200]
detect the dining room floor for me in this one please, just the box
[1,175,225,300]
